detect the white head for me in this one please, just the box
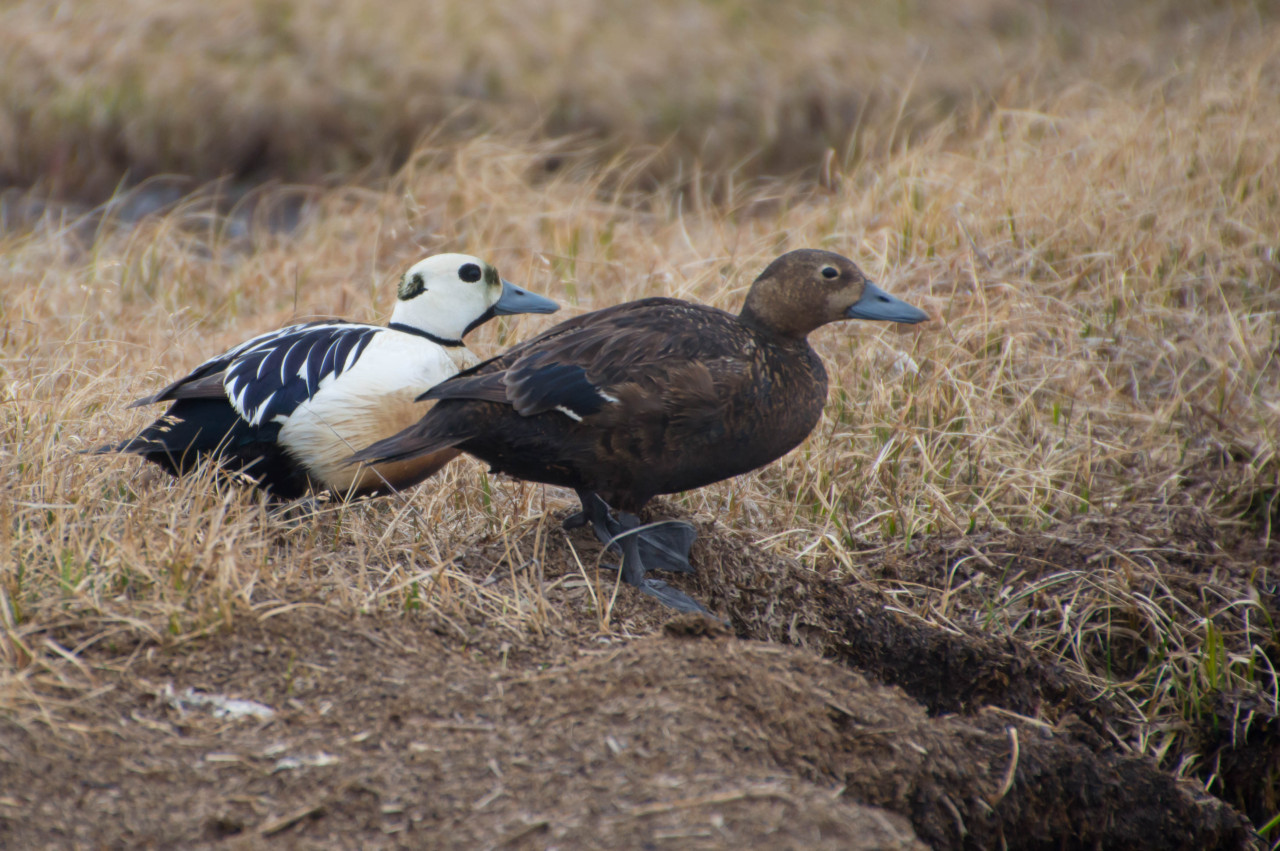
[389,253,558,343]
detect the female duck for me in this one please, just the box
[349,249,927,613]
[104,253,558,499]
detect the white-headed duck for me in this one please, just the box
[349,249,927,612]
[102,253,558,499]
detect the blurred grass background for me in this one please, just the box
[1,0,1270,200]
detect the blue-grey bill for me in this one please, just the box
[493,280,560,315]
[845,281,929,324]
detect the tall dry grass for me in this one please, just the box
[1,0,1278,824]
[1,0,1271,199]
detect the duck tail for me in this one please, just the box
[84,437,163,456]
[84,431,192,478]
[345,422,467,467]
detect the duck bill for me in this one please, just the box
[492,280,560,316]
[846,281,929,324]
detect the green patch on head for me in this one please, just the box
[482,263,500,288]
[399,271,426,300]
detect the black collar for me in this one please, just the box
[463,305,497,338]
[388,323,463,347]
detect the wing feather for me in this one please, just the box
[130,322,334,408]
[134,322,382,425]
[225,323,380,425]
[419,298,747,424]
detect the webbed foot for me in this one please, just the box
[566,491,715,615]
[634,577,711,614]
[614,512,715,616]
[629,520,697,574]
[569,491,696,575]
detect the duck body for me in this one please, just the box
[104,254,558,499]
[416,297,829,511]
[122,320,473,499]
[351,249,928,613]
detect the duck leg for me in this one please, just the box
[562,492,712,615]
[561,490,622,539]
[613,511,711,615]
[563,491,698,574]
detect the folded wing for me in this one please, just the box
[130,321,383,426]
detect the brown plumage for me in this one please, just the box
[351,249,929,613]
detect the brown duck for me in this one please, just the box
[350,249,928,613]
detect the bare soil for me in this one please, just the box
[0,511,1266,850]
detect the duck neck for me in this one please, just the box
[387,322,464,347]
[738,305,812,348]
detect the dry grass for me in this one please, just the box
[2,0,1280,835]
[1,0,1271,200]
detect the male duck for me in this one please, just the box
[103,253,559,499]
[349,249,928,613]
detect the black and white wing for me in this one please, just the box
[126,325,306,408]
[133,321,383,426]
[222,322,383,425]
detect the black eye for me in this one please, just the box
[459,263,482,283]
[821,266,839,279]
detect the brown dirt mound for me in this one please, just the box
[665,504,1279,828]
[385,499,1279,837]
[0,606,1257,849]
[862,508,1280,827]
[688,523,1104,724]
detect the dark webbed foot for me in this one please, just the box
[635,577,713,614]
[563,491,624,540]
[630,520,697,574]
[568,491,697,575]
[565,491,712,615]
[614,519,711,615]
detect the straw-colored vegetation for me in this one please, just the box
[1,0,1266,196]
[2,0,1278,840]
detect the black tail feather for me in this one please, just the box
[345,427,466,467]
[101,398,310,498]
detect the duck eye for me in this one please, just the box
[821,266,839,279]
[459,263,482,283]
